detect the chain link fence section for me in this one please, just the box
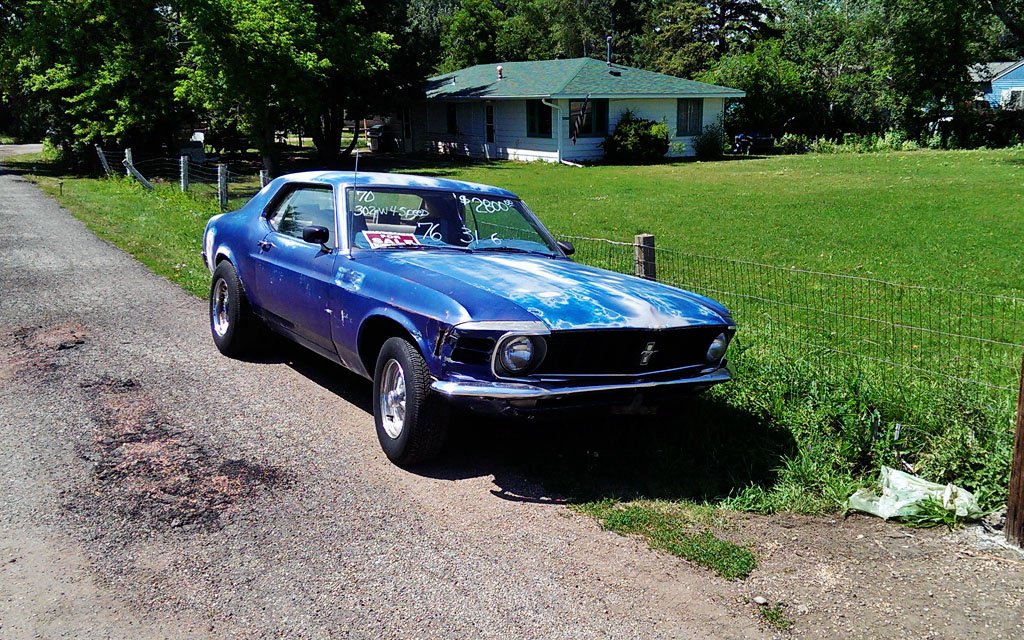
[560,233,1024,402]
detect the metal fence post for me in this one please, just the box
[180,156,189,193]
[259,169,270,188]
[634,233,656,281]
[122,153,154,191]
[1007,351,1024,547]
[217,164,228,210]
[124,148,133,177]
[95,145,111,176]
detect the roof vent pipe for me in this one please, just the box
[606,36,612,65]
[497,65,504,80]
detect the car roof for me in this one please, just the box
[279,171,519,199]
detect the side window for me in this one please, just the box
[526,100,552,138]
[268,187,334,241]
[676,98,704,136]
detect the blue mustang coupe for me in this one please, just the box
[203,171,735,464]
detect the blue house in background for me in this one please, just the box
[972,61,1024,108]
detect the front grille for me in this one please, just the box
[535,326,727,376]
[452,335,494,365]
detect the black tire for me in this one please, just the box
[209,261,259,357]
[372,337,449,465]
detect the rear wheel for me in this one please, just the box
[209,261,259,357]
[373,337,449,465]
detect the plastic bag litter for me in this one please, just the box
[847,466,983,520]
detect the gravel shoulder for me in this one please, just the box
[1,153,1022,639]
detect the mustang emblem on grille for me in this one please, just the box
[639,342,658,366]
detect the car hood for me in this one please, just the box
[364,251,732,330]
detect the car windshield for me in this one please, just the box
[347,187,560,256]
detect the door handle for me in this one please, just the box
[257,240,274,251]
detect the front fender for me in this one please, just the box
[356,308,447,379]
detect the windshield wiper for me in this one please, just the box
[474,245,553,256]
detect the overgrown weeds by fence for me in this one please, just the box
[562,234,1019,511]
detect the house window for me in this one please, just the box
[526,100,552,138]
[676,98,704,136]
[446,103,458,134]
[485,104,495,143]
[1003,88,1024,110]
[569,99,609,137]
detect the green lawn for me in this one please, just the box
[410,149,1024,297]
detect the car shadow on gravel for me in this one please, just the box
[258,337,795,507]
[423,396,798,507]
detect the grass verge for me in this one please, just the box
[579,499,756,579]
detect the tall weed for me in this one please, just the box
[715,338,1012,513]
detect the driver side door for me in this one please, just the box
[252,184,338,354]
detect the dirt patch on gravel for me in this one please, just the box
[74,376,290,533]
[712,511,1024,638]
[1,323,88,381]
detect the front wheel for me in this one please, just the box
[372,337,449,465]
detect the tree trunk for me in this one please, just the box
[988,1,1024,44]
[311,104,344,164]
[339,125,361,159]
[258,126,278,177]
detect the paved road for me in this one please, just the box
[0,152,765,639]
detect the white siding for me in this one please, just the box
[413,99,559,162]
[606,97,726,158]
[409,97,728,162]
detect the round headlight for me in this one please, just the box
[706,332,729,363]
[497,335,536,374]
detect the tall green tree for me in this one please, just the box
[175,0,394,172]
[407,0,461,71]
[646,1,716,77]
[439,0,504,72]
[986,0,1024,46]
[702,0,776,56]
[701,39,808,134]
[881,0,987,133]
[0,0,185,155]
[497,0,556,61]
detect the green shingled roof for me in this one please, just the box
[425,57,745,100]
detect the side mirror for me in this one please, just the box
[303,225,330,249]
[557,240,575,256]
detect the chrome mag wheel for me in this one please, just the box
[211,277,230,337]
[379,358,407,439]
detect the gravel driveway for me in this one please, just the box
[0,153,767,638]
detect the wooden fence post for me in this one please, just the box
[95,145,111,176]
[217,164,228,210]
[1006,351,1024,547]
[634,233,656,281]
[259,169,270,188]
[180,156,189,193]
[124,148,133,177]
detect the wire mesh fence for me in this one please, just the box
[561,234,1024,408]
[95,146,263,207]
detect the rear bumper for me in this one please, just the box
[430,366,731,402]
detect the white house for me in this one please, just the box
[404,57,745,163]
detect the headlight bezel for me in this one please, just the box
[492,333,547,377]
[706,332,730,364]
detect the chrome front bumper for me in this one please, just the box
[430,367,731,400]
